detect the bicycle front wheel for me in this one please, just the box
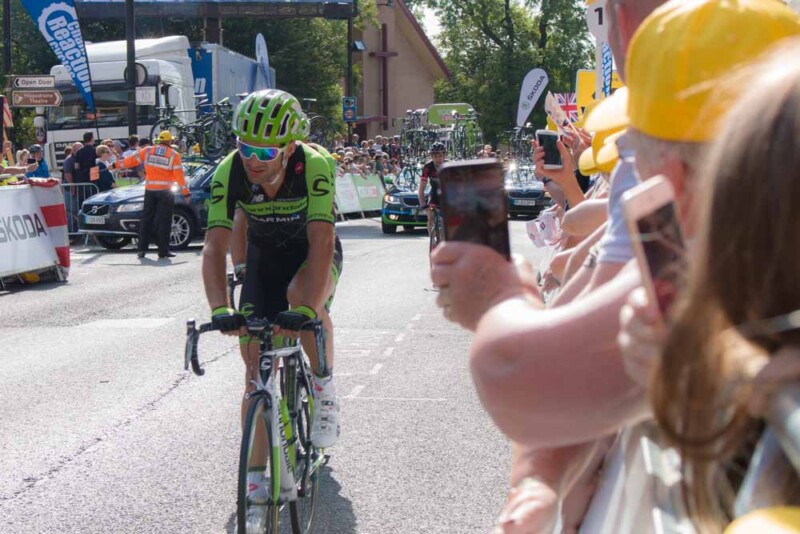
[289,378,320,534]
[149,119,181,142]
[238,395,279,534]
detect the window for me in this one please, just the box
[48,88,158,130]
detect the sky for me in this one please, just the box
[422,7,442,40]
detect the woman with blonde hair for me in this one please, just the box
[644,41,800,532]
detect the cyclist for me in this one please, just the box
[418,141,447,236]
[201,89,342,502]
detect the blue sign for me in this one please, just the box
[189,47,213,105]
[602,42,613,98]
[19,0,94,111]
[342,97,356,123]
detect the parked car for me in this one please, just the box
[78,157,218,250]
[381,186,428,234]
[505,166,551,219]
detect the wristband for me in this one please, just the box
[292,305,317,320]
[212,306,234,316]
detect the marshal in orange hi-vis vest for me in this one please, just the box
[119,144,188,195]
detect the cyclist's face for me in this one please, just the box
[242,141,296,186]
[431,152,445,168]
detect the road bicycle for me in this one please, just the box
[417,203,444,257]
[185,311,326,533]
[150,95,234,159]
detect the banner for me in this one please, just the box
[255,34,272,89]
[575,69,623,114]
[516,68,549,127]
[335,174,361,214]
[19,0,95,111]
[602,42,613,97]
[427,103,476,126]
[0,186,60,277]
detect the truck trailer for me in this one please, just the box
[46,35,271,171]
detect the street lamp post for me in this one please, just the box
[125,0,137,137]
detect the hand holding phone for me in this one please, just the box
[622,176,686,316]
[438,159,511,260]
[535,130,563,170]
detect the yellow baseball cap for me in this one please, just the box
[585,88,628,133]
[586,0,800,142]
[725,507,800,534]
[157,130,175,143]
[596,130,626,173]
[578,127,625,175]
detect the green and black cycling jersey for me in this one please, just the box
[207,142,336,251]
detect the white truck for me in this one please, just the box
[46,35,272,170]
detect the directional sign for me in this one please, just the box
[12,75,56,90]
[12,90,63,108]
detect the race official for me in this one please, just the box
[119,131,188,259]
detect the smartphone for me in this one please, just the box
[438,159,511,260]
[27,158,36,164]
[622,176,686,316]
[535,130,563,170]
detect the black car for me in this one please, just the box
[505,167,551,218]
[381,187,428,234]
[79,158,218,250]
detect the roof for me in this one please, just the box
[396,0,451,80]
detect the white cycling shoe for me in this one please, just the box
[310,380,341,449]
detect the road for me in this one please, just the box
[0,218,544,534]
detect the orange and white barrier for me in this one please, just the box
[29,178,70,277]
[0,180,68,281]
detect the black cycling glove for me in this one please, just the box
[212,306,246,332]
[274,305,317,331]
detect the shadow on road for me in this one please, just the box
[221,466,356,534]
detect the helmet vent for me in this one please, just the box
[253,113,264,138]
[270,103,282,119]
[279,115,290,137]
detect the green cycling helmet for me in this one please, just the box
[232,89,310,145]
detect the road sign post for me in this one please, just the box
[342,96,357,123]
[11,90,63,107]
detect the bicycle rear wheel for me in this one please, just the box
[149,119,181,142]
[238,395,280,534]
[202,119,231,159]
[289,377,320,534]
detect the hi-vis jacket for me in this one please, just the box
[120,144,188,194]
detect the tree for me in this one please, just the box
[420,0,592,144]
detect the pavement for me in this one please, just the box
[0,218,546,534]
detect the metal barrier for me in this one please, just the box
[61,183,100,239]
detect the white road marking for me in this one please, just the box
[395,333,405,343]
[345,396,448,402]
[80,318,174,329]
[383,347,395,357]
[369,363,383,375]
[336,349,373,358]
[411,314,422,321]
[345,385,365,399]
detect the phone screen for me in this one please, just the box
[27,158,36,164]
[537,132,562,167]
[439,160,511,260]
[635,202,685,314]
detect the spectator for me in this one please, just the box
[430,2,800,533]
[374,136,384,152]
[26,144,50,178]
[344,132,359,148]
[94,145,117,192]
[618,39,800,533]
[1,141,37,175]
[74,131,97,184]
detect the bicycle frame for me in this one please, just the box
[185,318,327,506]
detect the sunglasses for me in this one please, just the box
[238,141,284,162]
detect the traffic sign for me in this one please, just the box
[342,96,357,123]
[12,75,56,90]
[12,90,63,107]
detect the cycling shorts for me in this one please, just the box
[239,238,343,321]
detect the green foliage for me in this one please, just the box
[0,0,351,142]
[423,0,593,144]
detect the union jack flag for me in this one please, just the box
[555,93,579,122]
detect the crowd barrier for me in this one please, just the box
[334,172,389,216]
[581,385,800,533]
[61,182,100,237]
[0,179,70,282]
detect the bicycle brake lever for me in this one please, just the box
[184,320,206,376]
